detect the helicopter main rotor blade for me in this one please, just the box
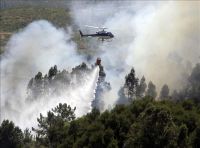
[85,25,108,30]
[85,25,99,29]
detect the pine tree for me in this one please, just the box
[33,103,76,147]
[136,76,147,98]
[187,63,200,102]
[159,84,170,99]
[124,68,138,101]
[117,87,129,105]
[146,81,157,99]
[0,120,23,148]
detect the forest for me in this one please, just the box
[0,62,200,148]
[1,1,199,147]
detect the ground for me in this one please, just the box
[0,6,71,53]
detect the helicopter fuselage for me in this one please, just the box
[79,30,114,41]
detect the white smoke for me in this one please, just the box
[71,1,200,108]
[0,20,99,128]
[3,66,99,129]
[1,1,200,128]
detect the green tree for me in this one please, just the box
[23,128,33,145]
[182,99,194,110]
[52,103,76,121]
[192,126,200,148]
[107,139,118,148]
[124,68,139,100]
[177,124,189,147]
[146,81,157,99]
[48,65,58,80]
[187,63,200,102]
[125,105,178,147]
[0,120,23,148]
[33,103,76,147]
[117,87,129,105]
[177,63,200,102]
[136,76,147,98]
[35,72,43,80]
[159,84,170,99]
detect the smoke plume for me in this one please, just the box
[71,1,200,107]
[1,1,200,128]
[0,20,99,128]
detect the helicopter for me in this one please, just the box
[79,25,114,42]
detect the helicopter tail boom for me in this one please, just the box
[79,30,97,37]
[79,30,84,37]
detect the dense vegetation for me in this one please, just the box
[1,98,200,148]
[1,63,200,148]
[1,1,199,147]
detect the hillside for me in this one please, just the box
[1,61,200,147]
[0,6,71,52]
[0,1,199,147]
[1,98,200,148]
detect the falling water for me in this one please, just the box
[1,65,100,129]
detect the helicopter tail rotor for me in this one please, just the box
[79,30,84,37]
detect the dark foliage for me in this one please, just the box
[172,63,200,102]
[117,68,139,104]
[159,84,170,99]
[146,81,157,99]
[2,98,200,147]
[1,62,200,147]
[0,120,23,148]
